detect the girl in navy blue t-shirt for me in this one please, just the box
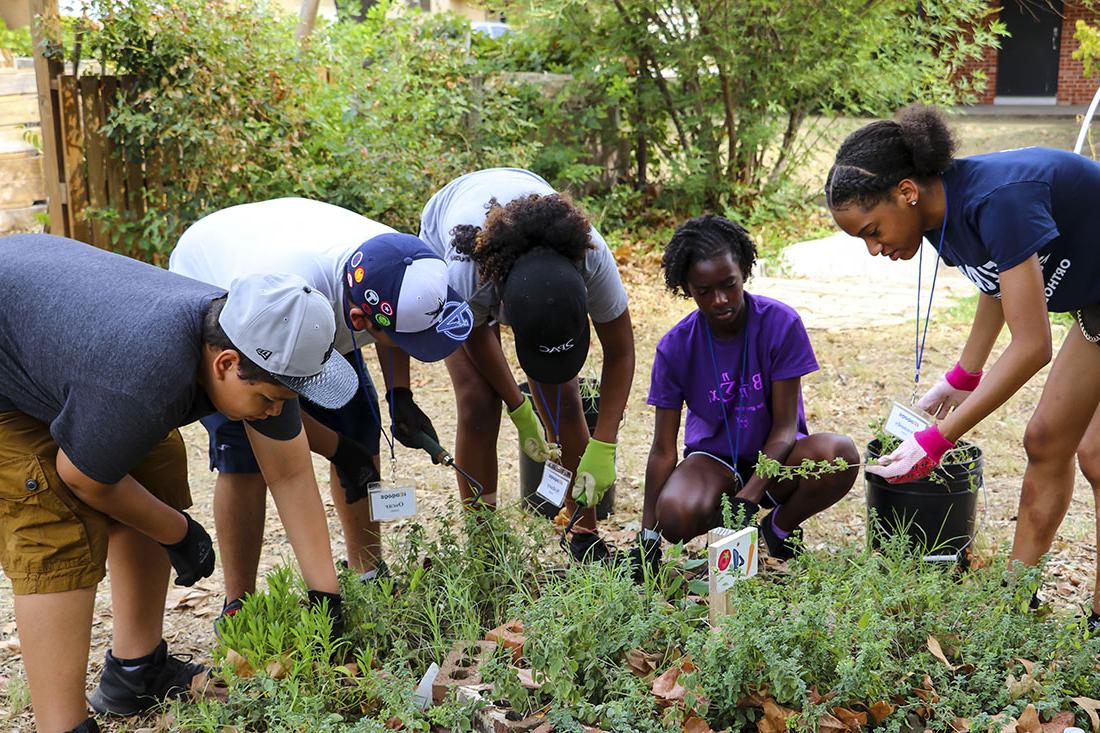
[826,105,1100,630]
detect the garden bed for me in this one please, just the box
[160,506,1100,733]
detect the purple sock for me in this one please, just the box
[770,509,791,540]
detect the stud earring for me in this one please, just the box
[910,200,917,206]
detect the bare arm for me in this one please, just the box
[642,407,682,530]
[940,256,1052,441]
[57,449,187,544]
[464,323,524,411]
[246,424,339,594]
[374,344,411,392]
[737,377,801,504]
[958,292,1006,373]
[591,308,636,443]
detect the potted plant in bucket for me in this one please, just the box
[863,424,983,567]
[517,377,616,520]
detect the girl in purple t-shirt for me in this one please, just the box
[635,215,858,570]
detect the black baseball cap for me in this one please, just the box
[502,248,590,385]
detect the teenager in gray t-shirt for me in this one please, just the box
[0,235,351,732]
[419,168,635,561]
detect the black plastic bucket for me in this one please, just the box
[518,379,616,520]
[864,439,982,564]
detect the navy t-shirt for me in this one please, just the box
[930,147,1100,312]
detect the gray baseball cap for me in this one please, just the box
[220,273,358,409]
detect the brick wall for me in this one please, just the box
[954,2,1100,105]
[1058,3,1100,103]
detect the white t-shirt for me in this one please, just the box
[169,197,394,356]
[418,168,629,327]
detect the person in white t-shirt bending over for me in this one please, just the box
[419,168,635,562]
[171,197,472,623]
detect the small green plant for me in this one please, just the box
[754,452,857,482]
[719,492,749,529]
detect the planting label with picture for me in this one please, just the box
[884,401,932,441]
[709,526,758,594]
[368,483,417,521]
[535,460,573,508]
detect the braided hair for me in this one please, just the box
[451,193,594,287]
[825,105,957,209]
[662,214,757,297]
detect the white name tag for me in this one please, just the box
[884,401,932,441]
[368,484,417,521]
[535,461,573,508]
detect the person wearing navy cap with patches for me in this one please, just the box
[170,197,471,630]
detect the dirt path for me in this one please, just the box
[1,262,1097,731]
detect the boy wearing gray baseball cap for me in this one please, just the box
[0,233,355,733]
[170,198,470,629]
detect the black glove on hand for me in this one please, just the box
[386,388,441,462]
[161,512,215,587]
[627,532,662,584]
[306,589,346,642]
[331,434,380,504]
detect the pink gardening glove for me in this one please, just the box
[916,362,982,420]
[867,425,955,484]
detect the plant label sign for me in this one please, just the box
[884,401,931,441]
[535,460,573,508]
[368,484,417,521]
[709,526,758,594]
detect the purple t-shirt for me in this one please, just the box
[647,293,818,463]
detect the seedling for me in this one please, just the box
[754,452,861,482]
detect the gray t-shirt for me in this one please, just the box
[0,234,299,484]
[418,168,629,327]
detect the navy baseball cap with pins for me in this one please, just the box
[502,247,590,385]
[343,233,473,362]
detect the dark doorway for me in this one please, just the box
[996,0,1063,98]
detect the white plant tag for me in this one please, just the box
[708,526,759,594]
[413,662,439,710]
[884,401,932,441]
[535,460,573,507]
[368,484,417,521]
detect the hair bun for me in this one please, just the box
[896,104,957,176]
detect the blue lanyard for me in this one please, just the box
[914,181,948,399]
[704,309,750,463]
[350,330,394,462]
[533,382,561,444]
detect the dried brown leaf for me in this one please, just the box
[869,701,895,724]
[818,712,847,733]
[652,665,685,702]
[833,707,868,731]
[1016,705,1042,733]
[927,635,954,670]
[189,670,228,702]
[999,718,1020,733]
[1041,710,1077,733]
[756,699,798,733]
[0,636,20,654]
[625,648,658,677]
[1072,697,1100,733]
[684,716,716,733]
[950,718,970,733]
[224,648,254,678]
[265,656,290,680]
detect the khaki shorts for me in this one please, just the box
[0,411,192,595]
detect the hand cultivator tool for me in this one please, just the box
[411,430,487,504]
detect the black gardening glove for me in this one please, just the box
[331,434,381,504]
[626,530,663,584]
[306,589,346,643]
[161,512,215,587]
[386,388,441,462]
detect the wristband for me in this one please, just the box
[914,424,955,463]
[945,362,982,391]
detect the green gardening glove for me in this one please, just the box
[573,438,616,507]
[509,396,550,462]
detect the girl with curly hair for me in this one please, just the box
[633,215,857,574]
[419,168,635,562]
[828,105,1100,630]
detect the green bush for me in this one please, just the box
[76,0,542,262]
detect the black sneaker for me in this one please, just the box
[213,597,245,642]
[342,558,391,583]
[66,717,100,733]
[89,639,205,716]
[759,511,802,561]
[1087,610,1099,634]
[569,531,613,563]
